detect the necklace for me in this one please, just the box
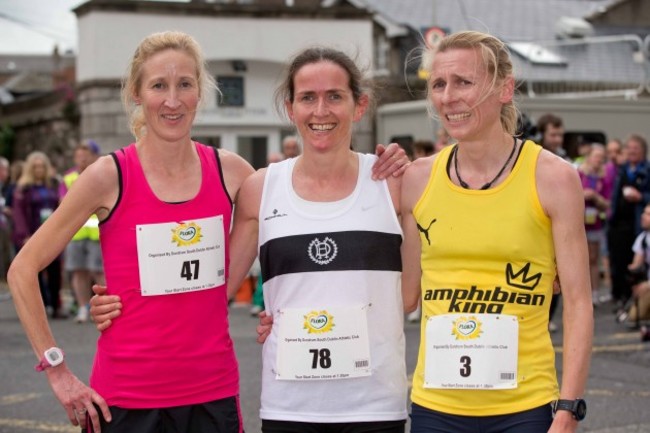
[454,136,517,190]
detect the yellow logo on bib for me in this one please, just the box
[452,316,482,340]
[171,222,202,247]
[303,310,334,334]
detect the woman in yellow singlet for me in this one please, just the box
[400,31,593,433]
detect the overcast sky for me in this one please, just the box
[0,0,85,54]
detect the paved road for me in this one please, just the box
[1,286,649,433]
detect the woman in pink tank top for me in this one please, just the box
[8,31,254,433]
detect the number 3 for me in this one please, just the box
[460,355,471,377]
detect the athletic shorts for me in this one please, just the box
[586,229,604,244]
[64,239,103,272]
[410,403,552,433]
[83,395,243,433]
[262,419,405,433]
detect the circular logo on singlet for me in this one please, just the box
[308,237,338,265]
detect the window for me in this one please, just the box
[217,76,244,107]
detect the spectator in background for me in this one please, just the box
[281,135,301,159]
[433,127,450,153]
[11,152,63,318]
[0,157,10,280]
[412,140,434,159]
[4,160,24,255]
[538,112,567,330]
[606,139,625,167]
[573,141,593,167]
[537,113,567,159]
[60,140,105,323]
[623,203,650,341]
[599,138,625,298]
[577,144,611,305]
[607,134,650,311]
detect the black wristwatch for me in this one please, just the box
[552,398,587,421]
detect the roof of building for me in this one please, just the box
[360,0,649,96]
[362,0,618,40]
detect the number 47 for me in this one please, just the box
[181,260,200,280]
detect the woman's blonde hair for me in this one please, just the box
[18,151,54,188]
[423,31,519,135]
[121,31,217,140]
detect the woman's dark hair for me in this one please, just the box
[274,46,373,120]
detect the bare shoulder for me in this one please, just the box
[405,153,437,182]
[216,148,255,198]
[235,167,267,218]
[241,167,267,193]
[536,150,580,189]
[78,154,119,195]
[402,153,437,207]
[217,148,255,177]
[64,154,120,219]
[536,149,582,216]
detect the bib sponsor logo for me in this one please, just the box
[171,222,202,247]
[452,316,482,340]
[303,310,335,334]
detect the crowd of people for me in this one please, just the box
[2,27,649,433]
[0,142,103,320]
[532,111,650,337]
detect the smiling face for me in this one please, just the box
[285,61,367,153]
[429,47,512,142]
[135,48,200,144]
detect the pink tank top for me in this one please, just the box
[90,142,238,408]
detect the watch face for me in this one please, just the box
[45,348,64,366]
[575,399,587,420]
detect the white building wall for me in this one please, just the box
[77,12,374,81]
[76,10,376,158]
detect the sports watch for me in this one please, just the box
[552,398,587,421]
[34,347,65,372]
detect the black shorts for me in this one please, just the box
[261,419,405,433]
[410,402,553,433]
[83,395,243,433]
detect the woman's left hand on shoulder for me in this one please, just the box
[372,143,410,180]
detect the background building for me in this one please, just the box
[2,0,650,166]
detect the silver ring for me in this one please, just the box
[77,408,87,414]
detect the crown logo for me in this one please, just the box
[505,262,541,291]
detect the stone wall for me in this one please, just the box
[77,80,133,153]
[0,91,79,172]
